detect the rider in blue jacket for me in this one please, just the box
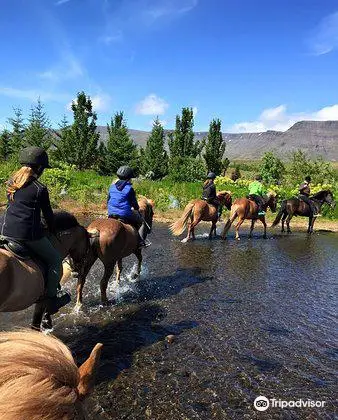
[107,166,148,247]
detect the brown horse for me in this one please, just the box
[222,193,277,240]
[0,329,102,420]
[71,197,154,308]
[272,190,335,233]
[0,212,92,329]
[170,191,232,242]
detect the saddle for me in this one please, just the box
[0,237,31,260]
[0,236,48,280]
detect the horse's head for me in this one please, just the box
[324,190,336,208]
[139,196,155,232]
[217,191,232,210]
[267,192,278,212]
[0,330,102,420]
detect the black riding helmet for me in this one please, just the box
[305,176,311,182]
[255,174,263,181]
[206,172,216,180]
[117,165,135,180]
[19,147,51,169]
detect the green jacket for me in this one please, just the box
[248,181,265,196]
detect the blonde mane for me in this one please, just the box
[0,330,81,420]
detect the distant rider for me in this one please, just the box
[107,166,149,247]
[298,176,319,217]
[202,172,222,219]
[248,175,266,216]
[0,147,70,315]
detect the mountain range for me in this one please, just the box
[96,120,338,161]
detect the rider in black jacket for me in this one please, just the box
[202,172,222,219]
[0,147,70,314]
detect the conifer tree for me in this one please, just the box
[203,118,226,175]
[98,112,138,175]
[142,117,168,179]
[54,92,99,169]
[24,98,53,149]
[0,129,11,160]
[7,107,25,156]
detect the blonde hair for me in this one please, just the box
[6,166,35,200]
[203,179,213,187]
[0,330,81,420]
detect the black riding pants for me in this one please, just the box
[249,194,264,211]
[299,195,318,216]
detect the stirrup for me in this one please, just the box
[258,211,266,216]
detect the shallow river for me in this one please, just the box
[1,223,337,419]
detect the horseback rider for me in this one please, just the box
[107,165,149,247]
[248,175,266,216]
[298,176,320,217]
[202,172,222,219]
[0,147,70,315]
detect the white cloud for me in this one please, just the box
[136,94,169,115]
[99,31,123,45]
[145,0,198,21]
[229,104,338,133]
[192,106,198,116]
[55,0,72,5]
[308,11,338,55]
[0,86,69,103]
[39,51,84,82]
[67,93,112,112]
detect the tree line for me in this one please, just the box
[0,91,230,181]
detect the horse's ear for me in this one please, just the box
[77,343,103,400]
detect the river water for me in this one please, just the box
[1,223,337,419]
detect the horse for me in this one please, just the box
[0,329,102,420]
[169,191,232,242]
[272,190,335,233]
[0,212,93,330]
[222,193,277,240]
[70,197,154,308]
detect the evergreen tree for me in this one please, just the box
[24,98,53,149]
[142,117,168,179]
[0,129,11,160]
[203,118,226,175]
[55,92,99,169]
[168,107,202,158]
[7,107,25,156]
[98,112,138,175]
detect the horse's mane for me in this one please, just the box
[311,190,332,200]
[0,330,80,420]
[53,211,80,233]
[217,190,231,196]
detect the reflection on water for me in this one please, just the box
[0,223,337,419]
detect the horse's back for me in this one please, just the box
[0,250,44,312]
[88,218,137,261]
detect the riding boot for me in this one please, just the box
[138,223,151,248]
[39,291,71,316]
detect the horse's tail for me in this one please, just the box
[170,202,195,236]
[221,210,237,239]
[271,200,286,227]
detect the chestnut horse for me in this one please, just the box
[272,190,335,233]
[222,193,277,240]
[71,197,154,308]
[0,329,102,420]
[0,212,92,329]
[170,191,232,242]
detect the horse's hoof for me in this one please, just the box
[236,237,241,241]
[101,300,110,307]
[263,235,267,239]
[74,303,82,313]
[181,238,189,243]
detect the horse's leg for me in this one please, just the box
[308,216,316,234]
[261,217,267,239]
[249,219,255,238]
[281,213,287,233]
[286,214,293,233]
[134,249,143,278]
[31,302,47,331]
[213,221,217,237]
[116,259,123,283]
[235,217,245,241]
[208,222,216,239]
[75,255,97,310]
[100,263,115,305]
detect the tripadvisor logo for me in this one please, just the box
[253,396,326,411]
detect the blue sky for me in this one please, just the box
[0,0,338,132]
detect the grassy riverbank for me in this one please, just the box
[0,162,337,228]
